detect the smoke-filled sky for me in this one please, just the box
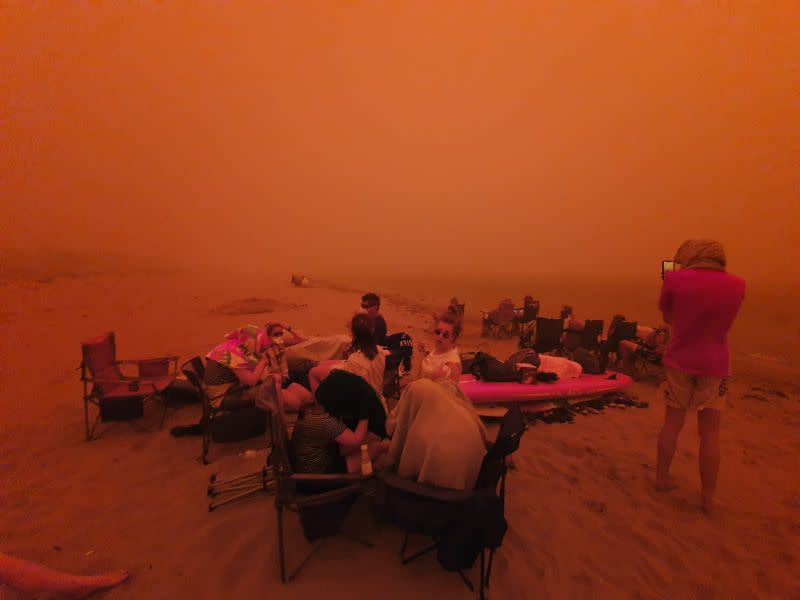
[3,1,798,283]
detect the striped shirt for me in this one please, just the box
[291,406,347,473]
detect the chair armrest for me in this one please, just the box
[90,377,158,389]
[377,470,474,502]
[117,356,179,366]
[290,473,364,484]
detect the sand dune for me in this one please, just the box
[1,268,798,599]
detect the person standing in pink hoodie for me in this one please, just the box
[655,239,745,514]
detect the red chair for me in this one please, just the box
[80,332,178,440]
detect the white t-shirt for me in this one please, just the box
[537,355,583,380]
[421,347,461,381]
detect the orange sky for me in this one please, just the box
[2,1,799,283]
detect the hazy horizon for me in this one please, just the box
[3,2,799,286]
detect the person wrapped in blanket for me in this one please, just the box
[292,369,390,474]
[469,348,584,384]
[387,312,490,489]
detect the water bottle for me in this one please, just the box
[360,444,373,476]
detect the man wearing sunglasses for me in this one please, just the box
[360,293,387,345]
[361,292,413,375]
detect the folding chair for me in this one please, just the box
[533,317,564,353]
[379,405,526,599]
[516,298,540,343]
[481,299,518,339]
[80,332,178,441]
[580,320,604,351]
[269,401,372,583]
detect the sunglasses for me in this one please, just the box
[434,328,451,339]
[361,303,377,309]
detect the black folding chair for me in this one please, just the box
[379,405,526,599]
[533,317,565,353]
[580,320,604,351]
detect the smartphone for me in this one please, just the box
[661,260,679,279]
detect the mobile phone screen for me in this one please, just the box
[661,260,677,279]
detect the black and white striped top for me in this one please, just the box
[291,406,347,474]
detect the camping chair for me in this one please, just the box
[80,332,178,441]
[448,303,466,318]
[515,300,540,344]
[481,299,518,339]
[378,405,526,599]
[580,320,604,351]
[269,401,371,583]
[633,328,669,382]
[533,317,564,353]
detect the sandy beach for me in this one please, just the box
[1,267,798,599]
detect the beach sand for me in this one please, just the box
[1,268,799,599]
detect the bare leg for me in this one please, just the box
[697,408,722,514]
[656,405,687,491]
[0,552,129,597]
[308,361,340,394]
[618,340,638,376]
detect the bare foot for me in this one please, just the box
[654,477,678,492]
[95,569,131,589]
[701,497,715,515]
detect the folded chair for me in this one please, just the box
[379,405,526,599]
[269,400,372,583]
[80,332,178,441]
[481,299,518,339]
[533,317,564,353]
[580,320,604,351]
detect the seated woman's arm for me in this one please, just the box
[283,324,305,346]
[334,418,369,450]
[447,361,462,383]
[234,356,268,387]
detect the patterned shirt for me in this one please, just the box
[291,406,348,473]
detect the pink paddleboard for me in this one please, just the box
[459,373,632,406]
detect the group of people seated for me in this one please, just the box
[202,294,486,491]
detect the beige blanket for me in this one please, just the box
[285,334,351,365]
[388,378,489,490]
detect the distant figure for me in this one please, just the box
[655,239,745,514]
[0,552,129,597]
[290,274,310,287]
[447,297,465,317]
[360,293,387,345]
[559,304,574,324]
[617,325,670,376]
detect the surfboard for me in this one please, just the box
[460,372,633,409]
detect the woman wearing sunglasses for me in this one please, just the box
[418,312,462,383]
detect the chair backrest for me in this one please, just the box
[181,356,206,390]
[81,332,119,378]
[268,401,293,475]
[203,359,239,386]
[534,317,564,353]
[581,320,604,350]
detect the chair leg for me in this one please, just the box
[400,536,438,564]
[457,569,474,592]
[84,398,91,441]
[277,505,286,583]
[486,548,495,588]
[480,549,486,599]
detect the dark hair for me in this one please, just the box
[265,322,282,336]
[348,313,378,360]
[361,292,380,307]
[435,311,462,341]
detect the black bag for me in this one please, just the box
[100,395,144,422]
[209,406,267,443]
